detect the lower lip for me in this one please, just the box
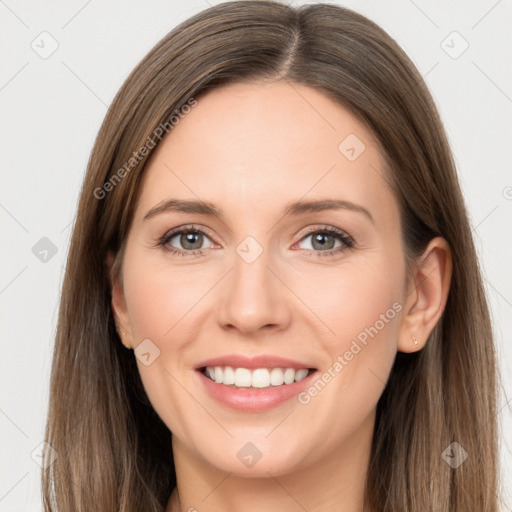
[196,369,318,412]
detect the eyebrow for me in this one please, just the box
[143,198,375,225]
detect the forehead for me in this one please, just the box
[134,81,398,227]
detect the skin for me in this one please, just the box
[109,81,452,512]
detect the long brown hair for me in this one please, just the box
[42,2,499,510]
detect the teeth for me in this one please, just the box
[235,368,252,387]
[203,366,311,388]
[223,366,235,385]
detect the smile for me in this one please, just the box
[201,366,314,388]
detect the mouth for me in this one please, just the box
[197,365,318,389]
[195,363,319,412]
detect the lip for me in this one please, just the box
[194,354,316,371]
[195,366,319,413]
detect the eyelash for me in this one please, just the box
[157,224,355,258]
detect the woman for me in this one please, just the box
[42,1,499,511]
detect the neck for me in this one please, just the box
[166,410,376,512]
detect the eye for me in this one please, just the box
[295,226,355,257]
[157,224,355,258]
[158,225,215,257]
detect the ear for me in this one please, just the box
[397,237,453,353]
[106,250,133,349]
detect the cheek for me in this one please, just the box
[122,248,213,341]
[293,252,403,351]
[121,248,217,435]
[291,254,403,434]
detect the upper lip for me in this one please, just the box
[195,354,317,370]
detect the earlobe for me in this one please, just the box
[397,237,453,353]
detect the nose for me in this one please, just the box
[216,242,292,335]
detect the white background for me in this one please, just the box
[1,0,511,510]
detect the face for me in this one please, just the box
[112,80,408,477]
